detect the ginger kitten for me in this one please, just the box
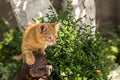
[13,22,61,65]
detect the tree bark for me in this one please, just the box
[9,0,56,32]
[13,54,52,80]
[51,0,95,26]
[95,0,120,37]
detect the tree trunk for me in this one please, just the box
[9,0,56,32]
[51,0,96,26]
[95,0,120,37]
[13,54,52,80]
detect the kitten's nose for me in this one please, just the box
[52,40,56,45]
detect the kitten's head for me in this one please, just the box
[39,22,61,46]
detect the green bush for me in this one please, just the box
[0,17,22,80]
[35,1,113,80]
[107,30,120,63]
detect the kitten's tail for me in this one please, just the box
[13,54,24,60]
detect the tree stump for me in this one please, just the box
[13,54,52,80]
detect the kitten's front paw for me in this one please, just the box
[40,51,46,55]
[47,65,52,75]
[43,52,46,55]
[26,57,35,65]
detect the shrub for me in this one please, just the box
[0,17,22,80]
[35,1,113,80]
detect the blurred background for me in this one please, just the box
[0,0,120,80]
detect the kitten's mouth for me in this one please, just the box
[47,41,56,46]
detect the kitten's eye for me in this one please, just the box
[47,36,52,40]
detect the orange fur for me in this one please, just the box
[13,22,61,65]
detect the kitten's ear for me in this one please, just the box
[39,24,48,33]
[55,22,61,31]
